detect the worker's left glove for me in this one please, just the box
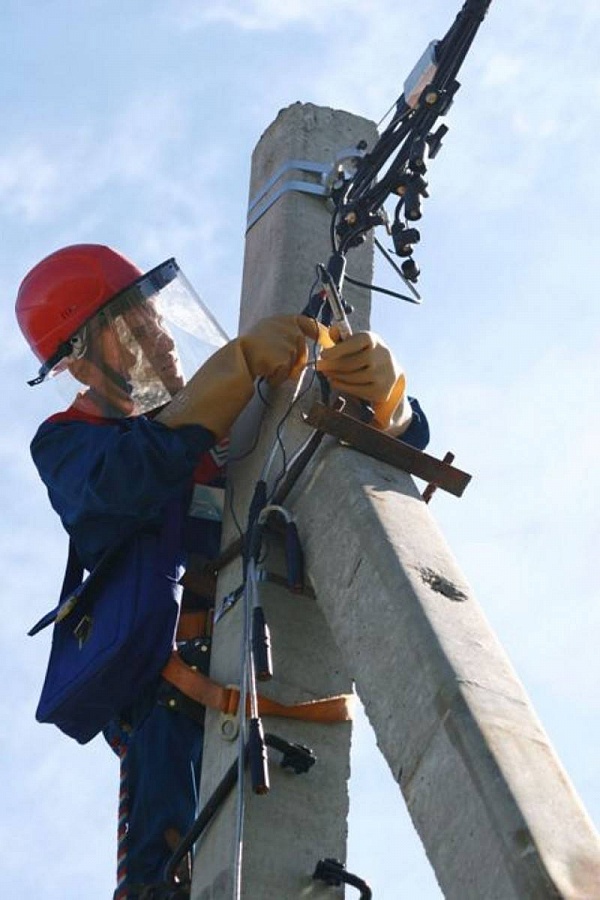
[316,330,411,432]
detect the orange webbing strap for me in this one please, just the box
[176,610,212,641]
[161,651,353,723]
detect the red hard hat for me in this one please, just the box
[15,244,143,367]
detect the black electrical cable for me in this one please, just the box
[189,5,495,894]
[343,0,493,218]
[224,380,273,540]
[267,345,322,502]
[344,273,420,305]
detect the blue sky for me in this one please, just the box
[2,2,599,897]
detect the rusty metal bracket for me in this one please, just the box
[303,402,471,499]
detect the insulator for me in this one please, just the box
[410,135,429,173]
[392,222,421,256]
[404,191,422,222]
[402,227,421,245]
[405,172,429,221]
[427,124,449,159]
[402,258,420,283]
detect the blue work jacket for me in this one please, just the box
[31,409,216,570]
[31,398,429,569]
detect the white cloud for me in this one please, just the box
[0,144,59,222]
[0,90,188,224]
[170,0,369,32]
[0,90,243,318]
[481,52,523,88]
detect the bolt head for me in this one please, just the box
[221,719,236,739]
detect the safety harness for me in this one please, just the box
[162,648,352,723]
[160,590,352,727]
[112,547,351,900]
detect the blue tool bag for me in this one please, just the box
[28,499,184,744]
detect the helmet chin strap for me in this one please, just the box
[67,356,136,418]
[73,388,132,419]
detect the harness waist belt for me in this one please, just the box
[161,651,353,723]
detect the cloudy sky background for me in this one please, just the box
[1,1,598,897]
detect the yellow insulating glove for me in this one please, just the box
[156,314,321,438]
[316,330,410,431]
[238,314,321,386]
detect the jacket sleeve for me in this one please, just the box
[400,397,430,451]
[31,415,216,566]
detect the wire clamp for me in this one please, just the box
[313,858,372,899]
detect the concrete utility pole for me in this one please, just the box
[192,103,600,899]
[192,103,378,900]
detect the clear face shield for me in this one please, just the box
[48,260,229,418]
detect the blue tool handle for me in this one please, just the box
[285,521,304,592]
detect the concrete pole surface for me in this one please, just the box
[192,104,379,900]
[289,445,600,899]
[192,100,600,900]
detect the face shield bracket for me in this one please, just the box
[28,340,76,386]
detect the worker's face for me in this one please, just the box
[123,302,184,396]
[68,301,184,416]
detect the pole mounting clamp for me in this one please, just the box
[246,146,366,232]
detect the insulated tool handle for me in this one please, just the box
[315,320,336,349]
[252,606,273,681]
[248,717,270,795]
[319,256,352,341]
[289,321,336,381]
[245,480,267,572]
[285,521,305,592]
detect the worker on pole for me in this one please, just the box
[16,242,428,899]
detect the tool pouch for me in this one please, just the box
[28,499,184,744]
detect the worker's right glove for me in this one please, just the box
[316,329,410,432]
[157,314,320,438]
